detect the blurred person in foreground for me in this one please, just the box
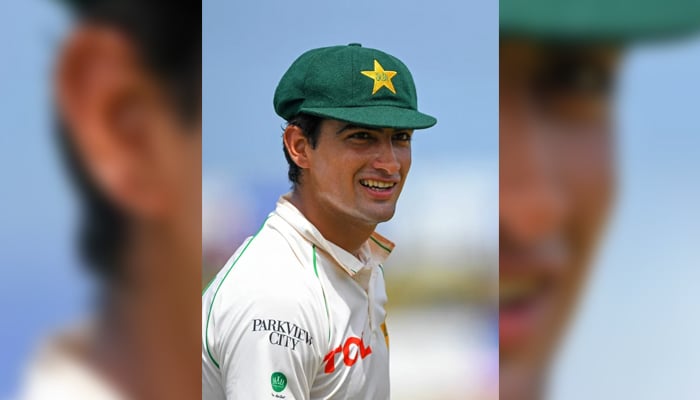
[499,1,700,399]
[20,1,201,399]
[202,44,435,399]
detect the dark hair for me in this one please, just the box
[283,114,322,185]
[69,1,201,121]
[58,0,201,281]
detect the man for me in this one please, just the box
[202,44,436,399]
[20,1,200,399]
[499,1,700,399]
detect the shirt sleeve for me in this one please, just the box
[210,287,328,400]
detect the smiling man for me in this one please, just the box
[499,39,620,400]
[499,1,700,399]
[201,44,436,399]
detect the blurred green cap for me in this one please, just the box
[274,44,436,130]
[501,0,700,41]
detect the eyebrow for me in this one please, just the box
[335,124,384,135]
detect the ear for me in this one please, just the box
[283,124,312,170]
[55,24,167,218]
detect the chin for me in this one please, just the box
[372,213,396,224]
[355,209,395,225]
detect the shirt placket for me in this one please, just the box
[366,264,378,347]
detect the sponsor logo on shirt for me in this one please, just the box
[252,319,313,351]
[322,336,372,374]
[271,372,287,392]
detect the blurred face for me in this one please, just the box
[305,119,413,227]
[55,23,201,400]
[499,40,620,398]
[56,25,201,263]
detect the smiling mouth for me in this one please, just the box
[499,274,554,351]
[360,179,397,191]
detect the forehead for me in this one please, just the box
[320,119,412,135]
[500,39,621,81]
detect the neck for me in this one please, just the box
[94,219,200,400]
[289,190,374,256]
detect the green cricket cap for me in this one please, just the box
[274,44,437,130]
[501,0,700,42]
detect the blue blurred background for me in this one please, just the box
[0,1,92,397]
[201,0,498,398]
[551,36,700,399]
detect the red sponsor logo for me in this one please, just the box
[322,337,372,374]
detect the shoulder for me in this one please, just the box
[19,321,124,400]
[204,222,318,308]
[203,221,329,345]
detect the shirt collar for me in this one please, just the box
[273,193,395,277]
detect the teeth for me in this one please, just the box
[500,279,540,304]
[361,179,395,189]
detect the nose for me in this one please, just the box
[372,139,401,176]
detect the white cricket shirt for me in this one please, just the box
[19,322,125,400]
[202,194,394,400]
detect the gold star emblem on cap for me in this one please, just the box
[361,60,397,95]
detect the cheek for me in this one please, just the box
[556,127,615,251]
[310,149,360,191]
[561,130,614,207]
[396,147,412,175]
[404,149,412,171]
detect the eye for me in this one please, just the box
[538,63,612,97]
[534,53,615,103]
[533,59,614,124]
[348,131,373,140]
[392,132,412,142]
